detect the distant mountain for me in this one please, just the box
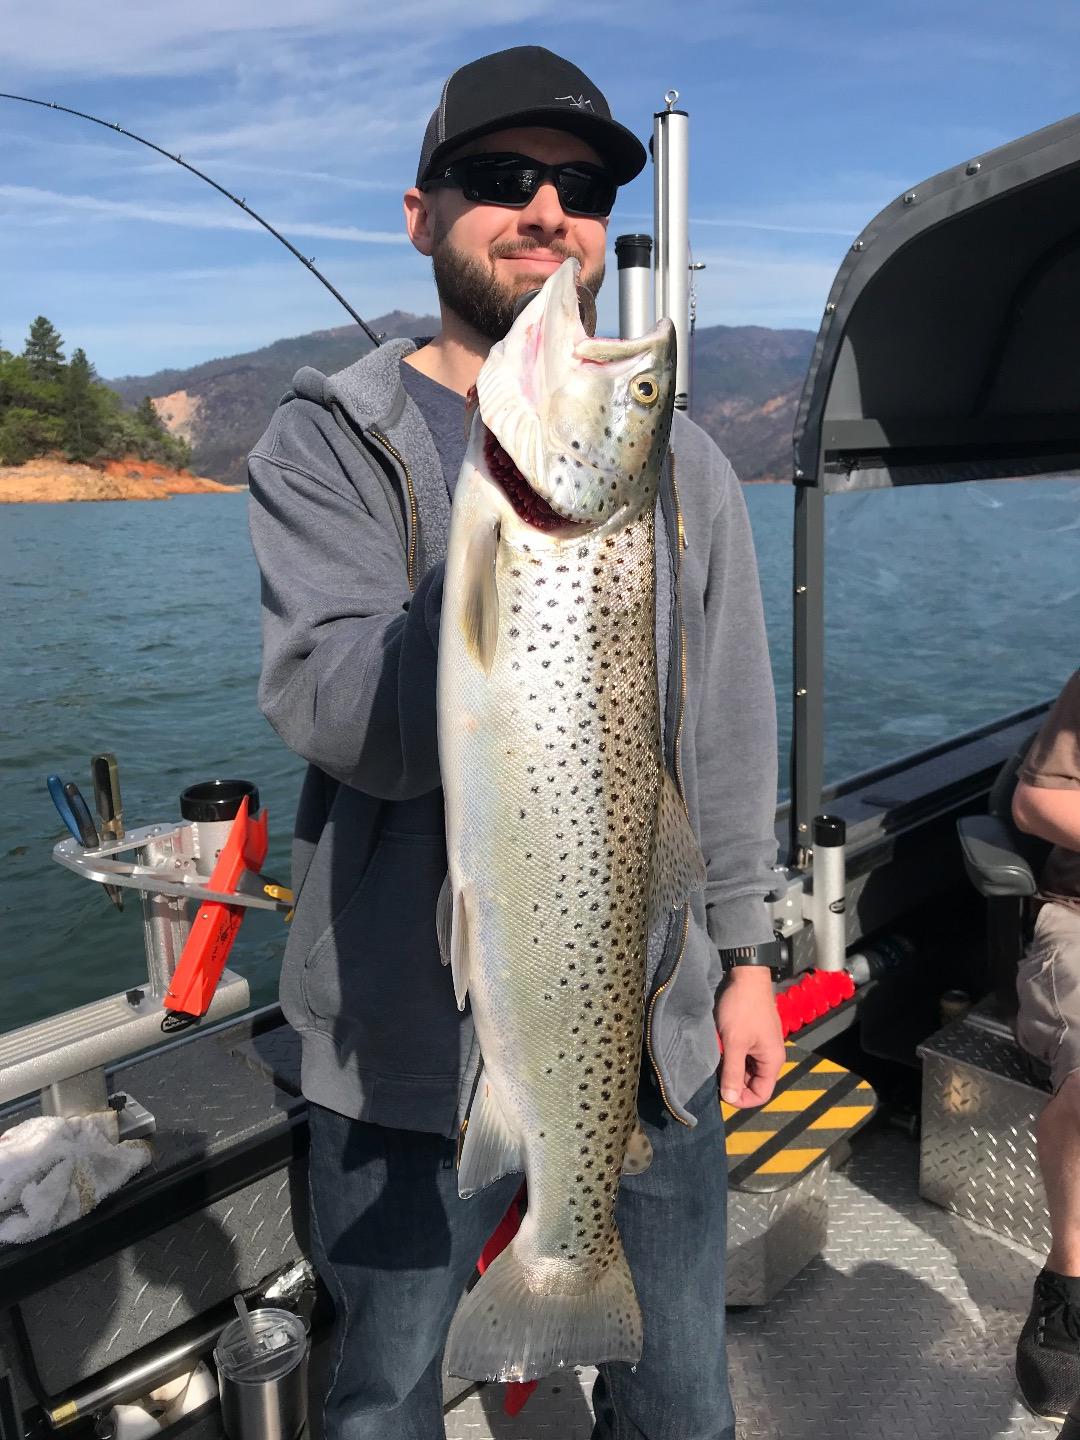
[110,314,814,485]
[690,325,816,481]
[109,312,436,486]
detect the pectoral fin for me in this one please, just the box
[461,518,500,675]
[648,771,707,932]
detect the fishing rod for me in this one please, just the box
[0,91,383,348]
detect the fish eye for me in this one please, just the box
[630,375,659,408]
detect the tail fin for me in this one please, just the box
[444,1239,641,1382]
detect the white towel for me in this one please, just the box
[0,1111,151,1244]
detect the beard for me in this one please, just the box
[431,230,605,342]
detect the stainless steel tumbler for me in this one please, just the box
[214,1307,308,1440]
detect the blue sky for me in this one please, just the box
[2,0,1077,377]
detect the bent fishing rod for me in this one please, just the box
[0,91,383,348]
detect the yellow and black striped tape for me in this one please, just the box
[722,1043,876,1193]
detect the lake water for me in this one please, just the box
[2,479,1077,1033]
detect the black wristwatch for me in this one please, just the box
[719,937,783,976]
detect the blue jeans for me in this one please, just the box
[307,1069,733,1440]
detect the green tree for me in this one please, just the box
[0,353,62,416]
[0,406,63,465]
[0,331,192,471]
[63,348,108,462]
[134,395,164,434]
[23,316,65,381]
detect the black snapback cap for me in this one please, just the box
[416,46,647,188]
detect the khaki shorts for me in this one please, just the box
[1016,901,1080,1092]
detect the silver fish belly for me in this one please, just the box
[439,471,702,1381]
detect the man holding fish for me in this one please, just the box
[249,43,783,1440]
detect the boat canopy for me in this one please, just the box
[793,112,1080,490]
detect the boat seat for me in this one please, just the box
[955,731,1050,1011]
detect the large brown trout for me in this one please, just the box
[438,259,705,1383]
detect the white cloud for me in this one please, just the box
[689,248,838,330]
[692,217,857,238]
[0,0,567,77]
[618,168,907,248]
[0,184,408,245]
[0,247,441,375]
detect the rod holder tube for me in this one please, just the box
[137,829,195,996]
[653,101,690,410]
[180,780,260,878]
[808,814,846,971]
[615,233,653,339]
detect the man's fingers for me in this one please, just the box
[745,1044,785,1104]
[743,1062,779,1105]
[719,1044,748,1106]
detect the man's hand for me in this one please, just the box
[714,967,785,1109]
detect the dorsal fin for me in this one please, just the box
[648,771,707,931]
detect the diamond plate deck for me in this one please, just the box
[443,1130,1057,1440]
[919,1016,1051,1253]
[19,1165,304,1394]
[726,1162,830,1307]
[6,1035,305,1394]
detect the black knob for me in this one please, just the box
[813,814,846,847]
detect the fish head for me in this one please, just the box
[475,258,676,532]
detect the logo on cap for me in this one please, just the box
[556,94,595,111]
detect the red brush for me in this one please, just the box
[163,796,268,1020]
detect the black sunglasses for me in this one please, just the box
[423,152,617,219]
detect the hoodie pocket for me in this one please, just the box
[301,830,460,1078]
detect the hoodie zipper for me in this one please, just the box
[645,455,693,1124]
[370,429,419,592]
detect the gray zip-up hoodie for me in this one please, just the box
[248,338,778,1136]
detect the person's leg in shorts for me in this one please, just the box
[1015,902,1080,1422]
[590,1070,734,1440]
[307,1101,522,1440]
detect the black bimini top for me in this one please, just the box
[793,111,1080,490]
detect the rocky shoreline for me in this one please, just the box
[0,456,245,503]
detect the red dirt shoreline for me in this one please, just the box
[0,456,245,504]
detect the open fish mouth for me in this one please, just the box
[483,427,591,535]
[475,259,674,529]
